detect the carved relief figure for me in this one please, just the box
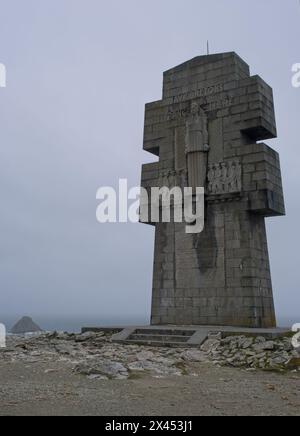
[185,102,210,191]
[221,162,228,192]
[227,161,236,192]
[208,164,215,193]
[214,163,222,193]
[236,162,242,191]
[207,161,242,195]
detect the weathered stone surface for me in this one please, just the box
[201,339,220,353]
[253,341,276,352]
[141,52,285,328]
[200,335,297,371]
[75,360,129,380]
[181,349,208,362]
[240,338,254,349]
[2,332,299,378]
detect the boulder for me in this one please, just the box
[201,338,220,353]
[240,337,254,349]
[181,349,207,362]
[285,357,300,370]
[253,341,275,352]
[75,359,129,380]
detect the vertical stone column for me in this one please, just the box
[185,104,209,191]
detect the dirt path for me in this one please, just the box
[0,360,299,416]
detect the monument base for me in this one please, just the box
[82,325,291,348]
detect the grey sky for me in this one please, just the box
[0,0,299,323]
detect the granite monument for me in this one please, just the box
[141,52,285,328]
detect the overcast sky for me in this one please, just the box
[0,0,299,325]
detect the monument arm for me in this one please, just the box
[141,162,159,189]
[140,162,160,226]
[240,75,277,140]
[225,75,277,141]
[238,143,285,217]
[143,101,167,156]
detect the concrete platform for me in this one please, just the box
[82,325,291,348]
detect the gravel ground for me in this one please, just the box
[0,360,299,416]
[0,332,299,416]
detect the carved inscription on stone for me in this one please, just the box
[207,161,242,195]
[166,97,233,122]
[172,83,224,104]
[159,169,187,190]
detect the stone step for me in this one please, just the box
[111,327,210,348]
[123,328,198,347]
[134,329,195,337]
[119,339,195,348]
[129,334,191,343]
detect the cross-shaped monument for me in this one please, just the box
[141,52,285,328]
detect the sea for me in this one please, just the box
[0,314,150,333]
[0,314,298,334]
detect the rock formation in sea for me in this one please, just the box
[11,317,43,334]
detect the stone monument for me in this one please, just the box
[141,52,285,328]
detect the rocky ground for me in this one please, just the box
[0,331,299,416]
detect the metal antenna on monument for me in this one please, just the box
[207,40,210,55]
